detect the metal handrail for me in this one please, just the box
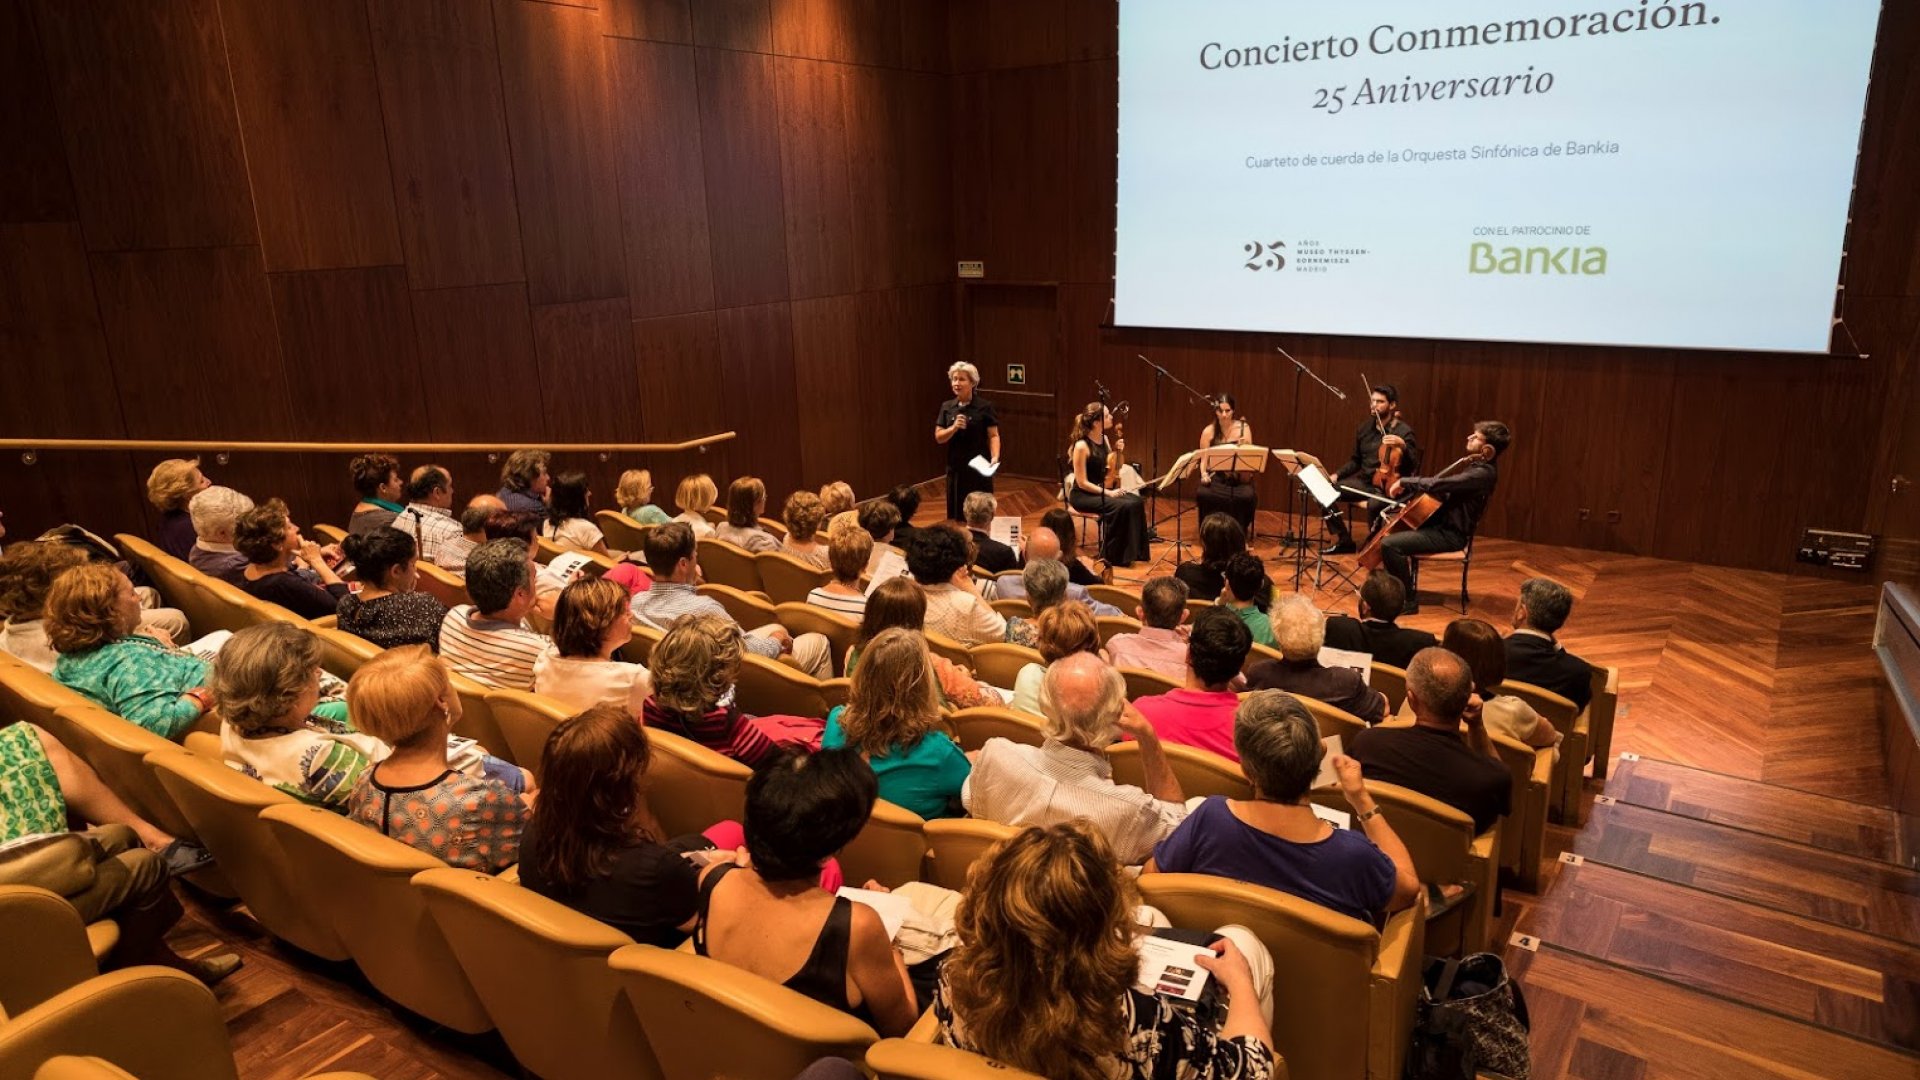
[0,432,736,457]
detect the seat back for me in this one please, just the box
[1118,666,1180,702]
[1310,780,1490,955]
[967,643,1042,691]
[260,803,492,1033]
[595,510,652,553]
[838,800,928,888]
[415,562,470,610]
[921,818,1021,892]
[702,507,729,525]
[607,945,879,1080]
[1085,584,1136,612]
[0,886,99,1020]
[51,705,196,842]
[773,604,859,677]
[145,749,347,962]
[757,516,789,540]
[923,631,974,670]
[1297,694,1368,744]
[1490,731,1550,889]
[533,536,566,564]
[695,539,762,594]
[414,869,659,1080]
[695,582,778,629]
[867,1039,1047,1080]
[755,552,830,605]
[447,672,513,766]
[314,627,383,680]
[1497,679,1579,733]
[0,967,240,1080]
[311,523,349,546]
[0,654,96,747]
[644,726,752,837]
[483,690,570,779]
[988,597,1031,618]
[111,534,227,637]
[619,623,665,666]
[1368,662,1408,714]
[202,574,304,631]
[734,654,831,719]
[945,707,1047,753]
[1107,740,1251,800]
[1095,614,1143,646]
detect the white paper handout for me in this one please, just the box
[864,549,909,596]
[969,455,1000,478]
[1312,803,1353,830]
[180,629,233,662]
[988,515,1023,548]
[1313,735,1343,790]
[837,887,916,941]
[546,550,598,585]
[1134,935,1216,1002]
[1318,646,1372,679]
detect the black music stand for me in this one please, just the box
[1144,444,1268,574]
[1275,450,1359,593]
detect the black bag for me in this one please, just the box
[1405,953,1531,1080]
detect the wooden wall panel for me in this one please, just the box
[697,49,791,306]
[630,310,735,485]
[220,0,403,271]
[366,0,525,289]
[268,267,426,442]
[716,302,803,496]
[791,288,946,494]
[530,298,641,441]
[898,0,948,73]
[773,0,900,67]
[34,0,254,250]
[844,66,903,292]
[90,246,290,440]
[603,0,691,43]
[493,0,628,305]
[895,71,953,286]
[1534,351,1676,553]
[1845,2,1920,299]
[409,284,545,442]
[1063,58,1115,285]
[608,39,714,317]
[982,67,1068,281]
[776,59,857,298]
[0,224,120,437]
[0,0,74,223]
[692,0,771,52]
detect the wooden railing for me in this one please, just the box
[0,432,736,458]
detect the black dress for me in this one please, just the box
[1066,437,1151,567]
[937,395,998,521]
[1194,420,1258,532]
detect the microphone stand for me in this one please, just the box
[1131,353,1215,550]
[1275,345,1346,554]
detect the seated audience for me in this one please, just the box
[1132,607,1253,761]
[1220,552,1277,647]
[1348,648,1512,833]
[1008,603,1105,715]
[48,564,214,739]
[1148,692,1419,924]
[962,492,1021,573]
[631,523,831,678]
[1445,618,1560,758]
[909,524,1005,647]
[806,526,872,618]
[855,500,902,577]
[0,720,209,871]
[1038,508,1102,587]
[1505,577,1594,709]
[1323,572,1437,670]
[694,748,918,1036]
[617,468,673,526]
[965,652,1188,864]
[779,490,831,570]
[1105,577,1193,680]
[641,614,822,766]
[497,449,552,515]
[213,623,377,810]
[533,578,650,717]
[672,473,719,538]
[714,477,781,553]
[818,480,856,518]
[336,527,448,650]
[936,823,1276,1080]
[147,457,210,559]
[1244,596,1388,723]
[398,465,467,569]
[824,627,971,819]
[235,499,350,618]
[885,484,923,547]
[851,578,999,708]
[984,533,1123,616]
[346,647,532,872]
[1176,513,1246,602]
[347,453,405,536]
[186,485,255,583]
[482,508,566,620]
[439,539,550,691]
[542,471,608,552]
[1,540,90,672]
[449,493,507,573]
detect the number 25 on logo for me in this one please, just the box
[1244,240,1286,272]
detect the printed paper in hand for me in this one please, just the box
[988,515,1023,548]
[181,629,233,661]
[864,549,909,596]
[1318,646,1372,678]
[1312,804,1354,830]
[1134,935,1215,1002]
[836,887,915,941]
[1313,735,1343,790]
[546,550,597,584]
[969,456,1001,478]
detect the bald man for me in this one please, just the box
[984,527,1122,616]
[1346,647,1512,832]
[446,493,506,573]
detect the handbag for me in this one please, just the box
[1405,952,1531,1080]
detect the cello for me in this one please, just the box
[1356,451,1480,570]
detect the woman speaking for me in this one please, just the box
[1066,403,1151,568]
[934,362,1000,521]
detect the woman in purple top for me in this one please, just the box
[147,458,210,560]
[1146,690,1419,925]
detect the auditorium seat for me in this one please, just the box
[838,800,929,888]
[920,819,1020,892]
[642,728,750,838]
[1118,666,1181,701]
[1095,613,1144,646]
[311,524,349,546]
[481,690,569,778]
[0,654,96,748]
[966,643,1042,691]
[773,603,858,677]
[35,1056,376,1080]
[987,597,1032,619]
[755,552,829,605]
[944,706,1046,753]
[1587,663,1621,780]
[1293,694,1369,745]
[594,510,651,554]
[1368,662,1409,714]
[1086,584,1136,612]
[1310,781,1497,958]
[1496,679,1588,824]
[414,562,469,610]
[49,706,199,849]
[0,886,104,1020]
[734,653,832,719]
[867,1038,1046,1079]
[1107,739,1251,800]
[110,535,223,637]
[1185,599,1217,621]
[757,516,789,540]
[1490,732,1553,891]
[923,631,974,671]
[447,672,514,768]
[0,968,240,1080]
[694,582,778,630]
[694,540,761,594]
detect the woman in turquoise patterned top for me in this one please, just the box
[821,627,970,820]
[48,565,213,740]
[617,469,674,526]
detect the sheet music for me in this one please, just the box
[1298,464,1339,507]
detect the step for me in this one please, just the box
[1509,946,1920,1079]
[1515,861,1920,1053]
[1606,755,1912,866]
[1569,800,1920,941]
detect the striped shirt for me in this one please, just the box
[438,605,550,691]
[805,586,868,618]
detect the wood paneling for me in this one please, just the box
[773,0,899,68]
[716,302,803,496]
[777,58,857,298]
[33,0,254,250]
[220,0,403,271]
[409,284,544,442]
[894,71,952,286]
[602,0,691,43]
[0,0,74,223]
[1845,2,1920,299]
[691,0,771,53]
[366,0,525,289]
[608,39,714,317]
[529,297,641,441]
[697,48,791,306]
[493,0,627,305]
[629,310,734,486]
[268,267,425,442]
[790,286,947,494]
[0,223,119,437]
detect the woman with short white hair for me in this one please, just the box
[934,361,1000,522]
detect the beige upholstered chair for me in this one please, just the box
[1086,584,1137,611]
[920,818,1021,892]
[1497,679,1588,823]
[313,627,381,680]
[988,597,1032,619]
[109,535,226,638]
[447,672,513,767]
[966,643,1042,692]
[1310,781,1498,958]
[595,510,652,553]
[620,623,665,666]
[482,690,570,779]
[838,799,929,887]
[1107,739,1252,800]
[1118,666,1181,702]
[1368,662,1409,714]
[0,968,237,1080]
[414,562,469,610]
[945,707,1047,753]
[0,886,101,1020]
[867,1038,1047,1079]
[48,706,197,848]
[1095,613,1144,646]
[644,727,751,838]
[695,583,779,629]
[923,631,975,670]
[1490,732,1554,891]
[774,603,859,677]
[310,523,350,546]
[1294,694,1368,745]
[1587,663,1621,780]
[755,551,830,605]
[734,653,831,719]
[695,539,762,594]
[0,655,97,755]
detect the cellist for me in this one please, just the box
[1324,383,1420,554]
[1374,421,1512,613]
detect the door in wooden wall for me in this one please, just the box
[961,283,1061,481]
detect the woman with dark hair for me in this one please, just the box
[235,500,350,619]
[336,527,448,650]
[884,485,924,548]
[694,747,920,1036]
[541,471,608,553]
[1038,508,1103,587]
[1066,403,1151,568]
[852,578,999,707]
[1177,513,1247,602]
[1195,394,1257,531]
[1442,618,1560,756]
[1220,552,1276,647]
[907,524,1004,647]
[347,453,405,536]
[714,477,780,553]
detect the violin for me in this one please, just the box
[1355,451,1478,571]
[1363,374,1403,492]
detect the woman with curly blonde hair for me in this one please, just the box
[640,613,821,766]
[937,823,1277,1080]
[822,627,969,819]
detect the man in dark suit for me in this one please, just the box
[962,491,1021,574]
[1324,572,1437,670]
[1504,577,1593,710]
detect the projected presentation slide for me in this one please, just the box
[1115,0,1882,353]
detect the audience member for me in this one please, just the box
[452,493,508,572]
[851,578,998,708]
[498,449,552,515]
[1105,577,1193,680]
[617,468,673,525]
[1038,508,1102,587]
[641,614,822,767]
[936,823,1276,1080]
[1244,596,1388,723]
[909,524,1006,647]
[885,484,924,547]
[1348,648,1511,833]
[533,578,650,718]
[1220,552,1276,647]
[336,527,448,650]
[482,509,566,622]
[347,453,405,536]
[346,646,532,872]
[824,627,971,819]
[186,485,255,583]
[1323,572,1437,671]
[1,541,90,672]
[147,458,210,559]
[1176,513,1246,602]
[715,477,781,553]
[47,564,214,739]
[1132,607,1253,761]
[1445,618,1560,758]
[965,653,1188,864]
[672,473,719,538]
[235,499,350,618]
[818,480,856,518]
[542,471,608,552]
[962,492,1020,573]
[438,539,550,691]
[1505,577,1594,709]
[1148,691,1420,924]
[806,525,872,618]
[213,623,376,810]
[984,532,1123,616]
[631,523,830,677]
[398,465,468,569]
[779,490,831,570]
[694,748,918,1036]
[1008,603,1105,715]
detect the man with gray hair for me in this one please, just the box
[1244,595,1387,723]
[437,539,549,691]
[1348,647,1511,832]
[963,652,1188,863]
[985,528,1122,616]
[186,486,256,583]
[962,490,1021,573]
[1504,577,1592,709]
[399,464,468,570]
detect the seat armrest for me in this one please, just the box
[1369,896,1426,1080]
[906,1006,944,1043]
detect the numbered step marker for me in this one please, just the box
[1558,852,1586,866]
[1595,795,1617,806]
[1509,933,1541,953]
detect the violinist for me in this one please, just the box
[1195,393,1257,531]
[1324,384,1420,555]
[1067,402,1152,567]
[1374,421,1511,613]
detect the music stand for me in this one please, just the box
[1144,445,1268,573]
[1274,450,1359,593]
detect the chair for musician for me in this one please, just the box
[1407,535,1473,614]
[1107,739,1251,800]
[773,603,859,678]
[921,818,1021,892]
[1309,781,1497,958]
[837,799,929,888]
[944,707,1047,754]
[695,539,762,594]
